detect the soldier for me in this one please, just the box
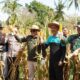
[67,24,80,80]
[61,27,70,80]
[42,21,66,80]
[14,25,44,80]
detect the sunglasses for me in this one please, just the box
[31,29,38,32]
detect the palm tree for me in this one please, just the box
[0,0,22,25]
[67,0,80,25]
[54,0,66,21]
[68,0,80,9]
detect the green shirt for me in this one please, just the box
[67,34,80,52]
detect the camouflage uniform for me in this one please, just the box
[15,35,43,80]
[68,34,80,80]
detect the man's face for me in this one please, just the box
[31,29,38,36]
[77,27,80,35]
[50,25,59,35]
[63,28,68,36]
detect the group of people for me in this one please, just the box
[0,21,80,80]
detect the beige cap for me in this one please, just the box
[30,25,40,31]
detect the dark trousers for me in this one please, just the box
[49,59,63,80]
[6,57,19,80]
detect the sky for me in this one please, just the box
[0,0,80,21]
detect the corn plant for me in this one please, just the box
[8,43,28,80]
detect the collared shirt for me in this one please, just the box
[44,35,66,61]
[45,35,61,45]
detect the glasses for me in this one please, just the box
[31,29,38,32]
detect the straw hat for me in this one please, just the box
[48,21,60,29]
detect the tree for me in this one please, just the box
[25,1,55,39]
[25,0,54,27]
[54,0,66,21]
[68,0,80,9]
[0,0,22,25]
[67,0,80,25]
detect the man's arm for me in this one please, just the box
[15,35,28,43]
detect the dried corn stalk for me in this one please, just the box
[8,43,28,80]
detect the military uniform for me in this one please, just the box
[62,35,70,80]
[15,34,43,80]
[68,34,80,80]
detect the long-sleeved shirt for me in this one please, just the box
[43,35,66,62]
[15,35,43,61]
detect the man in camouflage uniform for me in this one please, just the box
[62,27,70,80]
[67,24,80,80]
[15,25,44,80]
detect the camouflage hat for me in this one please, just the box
[30,25,40,31]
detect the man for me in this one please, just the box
[42,21,66,80]
[6,26,21,80]
[62,27,70,80]
[67,24,80,80]
[0,23,7,80]
[62,27,69,39]
[15,25,43,80]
